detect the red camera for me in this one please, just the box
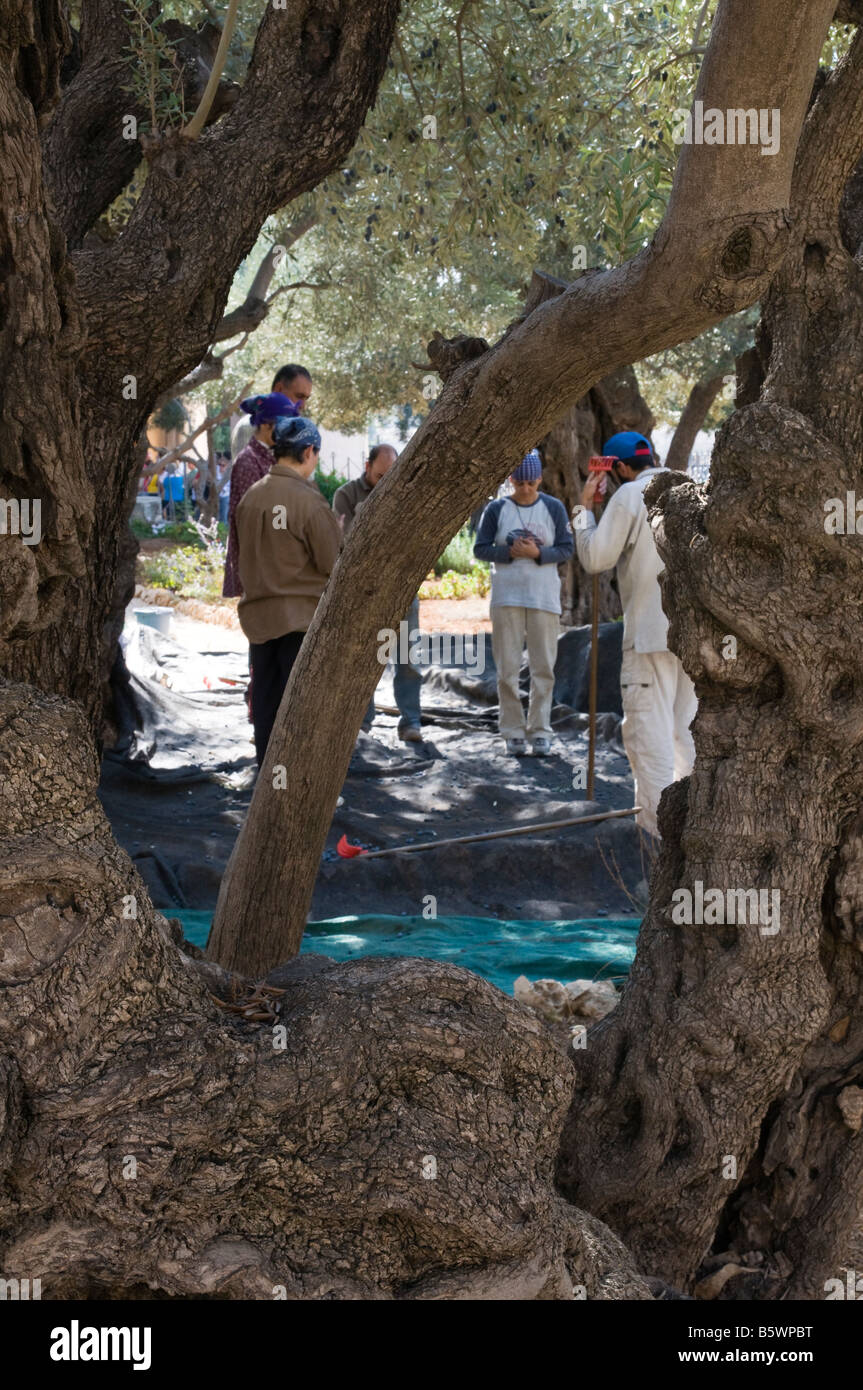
[588,455,617,498]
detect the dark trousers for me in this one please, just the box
[249,631,305,767]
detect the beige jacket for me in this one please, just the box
[574,468,669,653]
[236,465,341,644]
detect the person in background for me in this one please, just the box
[142,448,165,497]
[332,444,423,743]
[230,365,313,461]
[160,461,185,520]
[184,457,203,518]
[217,453,232,526]
[223,392,298,598]
[235,415,340,766]
[474,450,573,756]
[574,431,697,838]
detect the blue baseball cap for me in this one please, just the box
[602,431,653,462]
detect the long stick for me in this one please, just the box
[587,570,600,799]
[355,805,640,859]
[182,0,241,141]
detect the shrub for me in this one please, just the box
[420,564,490,600]
[434,526,477,576]
[315,467,346,505]
[138,543,226,602]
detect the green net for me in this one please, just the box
[173,911,639,995]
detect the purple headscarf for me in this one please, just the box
[240,392,300,427]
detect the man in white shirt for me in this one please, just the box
[574,432,696,837]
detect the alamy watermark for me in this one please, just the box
[0,1276,41,1299]
[824,492,863,534]
[49,1321,151,1370]
[377,623,485,676]
[670,880,780,936]
[824,1269,863,1299]
[672,102,780,157]
[0,497,41,545]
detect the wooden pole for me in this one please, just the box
[354,805,641,860]
[587,480,606,800]
[587,570,600,799]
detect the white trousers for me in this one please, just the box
[620,649,697,836]
[491,605,559,739]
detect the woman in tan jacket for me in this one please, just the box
[235,415,341,766]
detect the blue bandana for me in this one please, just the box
[272,415,322,454]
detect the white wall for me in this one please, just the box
[653,423,715,482]
[318,428,371,481]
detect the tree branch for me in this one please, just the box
[693,0,713,47]
[792,24,863,223]
[665,373,726,470]
[143,388,248,472]
[42,3,240,248]
[72,1,402,411]
[163,334,252,400]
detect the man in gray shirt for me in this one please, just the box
[332,444,423,743]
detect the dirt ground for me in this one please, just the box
[101,597,646,924]
[418,596,492,633]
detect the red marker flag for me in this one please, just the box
[337,834,367,859]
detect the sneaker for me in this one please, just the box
[505,737,528,756]
[399,724,424,744]
[530,736,552,756]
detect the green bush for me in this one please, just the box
[133,519,227,547]
[434,526,477,576]
[138,544,226,602]
[315,466,346,505]
[420,564,490,600]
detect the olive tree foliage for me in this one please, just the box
[113,2,853,432]
[193,0,716,429]
[234,3,857,432]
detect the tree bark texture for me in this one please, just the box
[0,680,649,1301]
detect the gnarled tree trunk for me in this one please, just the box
[0,680,648,1301]
[0,0,402,724]
[557,21,863,1297]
